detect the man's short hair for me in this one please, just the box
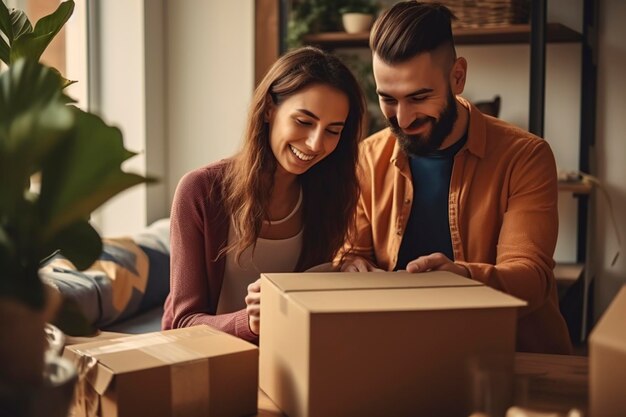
[370,1,457,64]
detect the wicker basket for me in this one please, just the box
[431,0,531,28]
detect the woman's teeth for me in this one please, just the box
[289,145,314,161]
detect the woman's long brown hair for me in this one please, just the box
[222,47,365,270]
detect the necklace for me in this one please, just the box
[263,187,303,225]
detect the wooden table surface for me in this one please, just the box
[255,352,589,416]
[514,352,588,413]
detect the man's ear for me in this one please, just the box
[264,94,276,122]
[449,57,467,95]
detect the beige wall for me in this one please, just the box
[91,0,151,236]
[165,0,255,203]
[90,0,254,236]
[593,0,626,321]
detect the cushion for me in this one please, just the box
[40,219,170,328]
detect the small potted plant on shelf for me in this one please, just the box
[287,0,343,48]
[339,0,378,34]
[0,1,151,415]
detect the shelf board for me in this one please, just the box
[555,263,584,300]
[555,263,584,286]
[304,31,369,49]
[303,23,581,49]
[558,180,592,195]
[455,23,582,45]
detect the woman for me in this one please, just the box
[162,47,366,343]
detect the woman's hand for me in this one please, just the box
[245,278,261,335]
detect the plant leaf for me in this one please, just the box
[32,0,74,40]
[10,8,32,41]
[42,219,102,270]
[49,65,77,89]
[0,59,68,123]
[39,108,152,239]
[0,265,44,310]
[0,59,72,218]
[10,31,50,63]
[10,0,73,64]
[0,2,11,41]
[60,92,78,104]
[0,225,15,267]
[51,296,96,336]
[0,36,9,65]
[0,4,34,63]
[0,2,8,63]
[0,199,47,310]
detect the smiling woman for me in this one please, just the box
[268,83,349,177]
[162,46,366,343]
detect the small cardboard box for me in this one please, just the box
[64,325,258,417]
[590,285,626,417]
[259,271,525,417]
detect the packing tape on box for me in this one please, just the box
[140,342,208,363]
[170,359,210,417]
[76,327,221,359]
[141,343,211,416]
[78,333,176,356]
[72,353,100,417]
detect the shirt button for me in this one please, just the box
[404,198,410,204]
[396,229,402,236]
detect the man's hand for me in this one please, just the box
[340,256,385,272]
[245,278,261,335]
[406,252,470,277]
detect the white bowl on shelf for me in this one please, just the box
[342,13,374,34]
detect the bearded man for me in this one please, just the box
[340,1,572,354]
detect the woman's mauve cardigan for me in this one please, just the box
[162,160,259,343]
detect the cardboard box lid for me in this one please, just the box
[263,270,481,292]
[590,285,626,350]
[263,271,525,313]
[65,325,258,394]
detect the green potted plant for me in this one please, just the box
[287,0,343,48]
[0,1,151,414]
[339,0,378,34]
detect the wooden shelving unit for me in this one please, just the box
[303,22,581,49]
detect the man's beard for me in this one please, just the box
[388,90,458,156]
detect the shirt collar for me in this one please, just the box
[458,96,487,159]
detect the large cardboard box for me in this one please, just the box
[589,285,626,417]
[259,271,525,417]
[64,325,258,417]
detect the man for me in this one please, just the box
[340,1,572,354]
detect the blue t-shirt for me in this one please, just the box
[395,134,468,270]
